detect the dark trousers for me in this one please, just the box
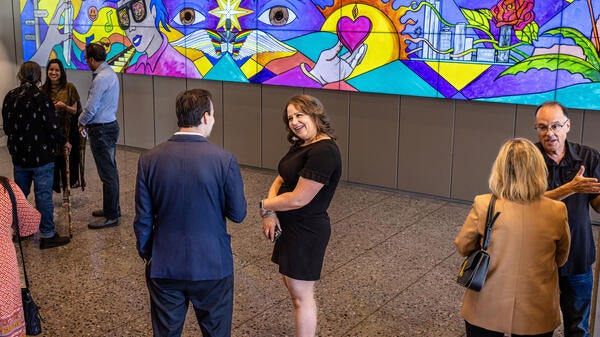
[146,266,234,337]
[560,270,593,337]
[88,121,120,219]
[465,321,554,337]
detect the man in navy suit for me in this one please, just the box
[133,88,247,337]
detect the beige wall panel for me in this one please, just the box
[583,111,600,150]
[582,110,600,224]
[567,108,584,144]
[122,74,154,148]
[305,89,350,181]
[0,0,18,106]
[153,76,187,145]
[261,86,301,169]
[515,104,538,142]
[348,93,399,188]
[65,69,92,99]
[451,101,515,201]
[398,96,453,197]
[223,82,261,167]
[188,79,224,148]
[11,0,23,66]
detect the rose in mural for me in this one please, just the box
[491,0,534,30]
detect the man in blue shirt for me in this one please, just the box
[535,101,600,337]
[79,43,121,229]
[133,88,247,336]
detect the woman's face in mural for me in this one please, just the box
[163,0,325,41]
[117,0,160,52]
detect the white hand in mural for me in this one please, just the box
[309,40,367,85]
[29,0,72,65]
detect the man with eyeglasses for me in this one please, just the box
[79,43,121,229]
[535,101,600,337]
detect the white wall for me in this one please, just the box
[0,1,18,144]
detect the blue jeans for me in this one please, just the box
[88,121,120,219]
[560,270,593,337]
[13,162,56,238]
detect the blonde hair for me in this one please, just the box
[489,138,548,202]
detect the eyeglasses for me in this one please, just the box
[534,119,569,133]
[117,0,147,30]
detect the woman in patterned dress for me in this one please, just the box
[41,58,85,205]
[0,176,40,336]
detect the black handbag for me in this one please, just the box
[457,195,500,292]
[7,182,43,335]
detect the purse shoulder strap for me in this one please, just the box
[6,181,31,289]
[482,195,501,251]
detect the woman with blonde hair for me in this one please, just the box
[455,138,571,337]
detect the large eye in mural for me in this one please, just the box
[257,6,297,26]
[174,8,206,26]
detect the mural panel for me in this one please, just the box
[21,0,600,110]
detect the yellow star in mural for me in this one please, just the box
[209,0,252,31]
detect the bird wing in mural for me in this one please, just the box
[230,30,296,60]
[170,29,296,60]
[170,29,220,59]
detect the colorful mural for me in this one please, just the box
[20,0,600,110]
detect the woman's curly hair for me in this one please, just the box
[282,95,336,145]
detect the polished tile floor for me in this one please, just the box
[0,145,578,336]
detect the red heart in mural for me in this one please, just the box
[336,16,372,53]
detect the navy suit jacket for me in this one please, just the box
[133,134,247,280]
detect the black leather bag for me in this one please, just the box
[6,181,43,335]
[21,288,42,335]
[457,195,500,292]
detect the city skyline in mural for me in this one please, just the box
[20,0,600,110]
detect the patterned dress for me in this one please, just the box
[0,180,40,337]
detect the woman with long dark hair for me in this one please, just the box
[41,58,85,204]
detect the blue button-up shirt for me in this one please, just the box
[79,62,119,125]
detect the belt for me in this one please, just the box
[87,120,117,128]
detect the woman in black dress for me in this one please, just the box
[260,95,342,337]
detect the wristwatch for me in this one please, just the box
[259,199,274,218]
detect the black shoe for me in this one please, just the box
[88,218,119,230]
[92,209,104,217]
[12,234,34,243]
[40,233,71,250]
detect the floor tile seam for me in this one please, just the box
[105,311,149,335]
[328,195,391,237]
[339,251,459,336]
[318,203,449,280]
[231,297,290,330]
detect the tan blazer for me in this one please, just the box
[455,194,570,335]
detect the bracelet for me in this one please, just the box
[260,209,275,218]
[259,199,275,218]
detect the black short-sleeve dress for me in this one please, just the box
[271,139,342,281]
